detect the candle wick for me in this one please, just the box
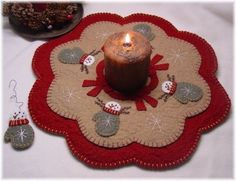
[123,42,132,48]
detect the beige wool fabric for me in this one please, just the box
[47,22,211,148]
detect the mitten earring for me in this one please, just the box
[4,80,35,150]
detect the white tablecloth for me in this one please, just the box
[3,3,233,178]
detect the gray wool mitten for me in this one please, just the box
[4,111,34,150]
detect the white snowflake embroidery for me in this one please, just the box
[103,117,112,128]
[61,88,80,103]
[70,53,76,59]
[166,48,188,63]
[138,29,146,34]
[147,113,162,131]
[181,86,191,96]
[15,127,27,143]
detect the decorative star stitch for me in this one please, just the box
[61,87,80,103]
[16,127,28,142]
[147,113,162,131]
[166,48,188,63]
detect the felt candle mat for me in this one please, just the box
[29,13,231,169]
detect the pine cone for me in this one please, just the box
[28,20,42,31]
[7,3,80,32]
[54,10,68,23]
[66,4,78,14]
[2,3,11,16]
[10,3,42,30]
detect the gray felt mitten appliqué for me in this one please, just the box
[93,98,131,137]
[174,82,203,104]
[58,47,85,64]
[58,47,101,74]
[93,111,120,137]
[4,111,34,150]
[159,74,203,103]
[133,24,155,41]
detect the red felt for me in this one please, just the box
[143,95,158,108]
[87,86,102,96]
[32,3,48,12]
[151,54,163,65]
[135,99,147,111]
[82,80,97,87]
[154,63,169,70]
[28,13,231,169]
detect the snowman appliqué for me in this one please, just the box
[58,47,101,74]
[4,111,34,150]
[159,74,203,103]
[92,98,131,137]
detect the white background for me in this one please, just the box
[2,2,233,178]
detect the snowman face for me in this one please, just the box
[161,81,173,94]
[105,101,121,112]
[83,55,95,66]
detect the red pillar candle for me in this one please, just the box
[103,31,152,94]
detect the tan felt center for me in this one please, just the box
[47,22,211,148]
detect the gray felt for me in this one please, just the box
[4,124,34,150]
[58,47,84,64]
[174,82,203,104]
[93,111,120,137]
[133,24,155,41]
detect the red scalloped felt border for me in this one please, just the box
[28,13,231,169]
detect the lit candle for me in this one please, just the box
[123,33,132,48]
[103,31,152,94]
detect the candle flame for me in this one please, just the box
[125,33,131,43]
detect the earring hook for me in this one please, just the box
[9,79,17,90]
[8,79,24,110]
